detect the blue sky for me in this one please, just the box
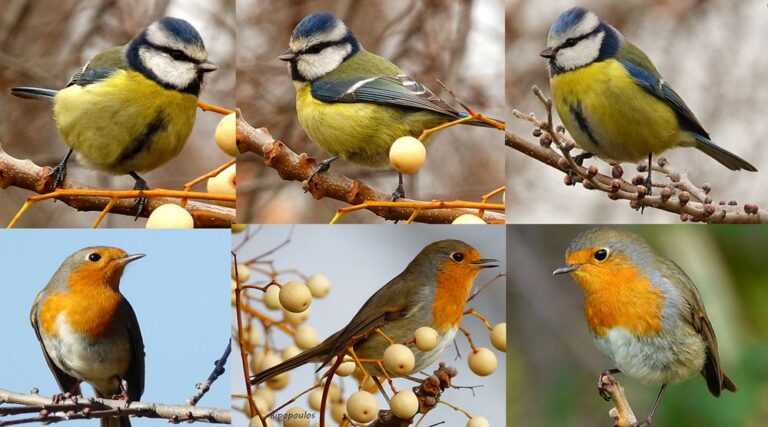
[0,230,231,426]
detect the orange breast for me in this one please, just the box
[431,265,474,332]
[576,259,665,337]
[39,271,124,339]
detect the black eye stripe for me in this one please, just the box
[301,40,339,55]
[557,27,602,51]
[145,41,200,63]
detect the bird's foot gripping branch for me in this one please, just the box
[506,86,766,223]
[2,102,237,228]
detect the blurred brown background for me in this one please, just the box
[237,0,504,223]
[0,0,235,227]
[506,0,768,223]
[507,225,768,426]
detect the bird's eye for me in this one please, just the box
[562,37,578,48]
[593,249,608,262]
[451,252,464,262]
[168,49,188,61]
[88,253,102,262]
[304,44,324,55]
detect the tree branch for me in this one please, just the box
[598,373,638,427]
[0,143,235,227]
[186,341,231,407]
[0,388,230,425]
[236,112,504,224]
[507,86,766,223]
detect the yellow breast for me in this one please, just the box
[551,60,694,162]
[53,70,197,174]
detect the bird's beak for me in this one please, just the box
[540,47,555,59]
[472,258,499,269]
[278,50,297,62]
[198,61,218,73]
[552,264,578,275]
[118,254,145,265]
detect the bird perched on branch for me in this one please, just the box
[554,228,736,425]
[11,17,217,215]
[31,247,145,427]
[251,239,497,385]
[541,7,756,190]
[279,12,499,200]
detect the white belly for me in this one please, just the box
[42,313,131,393]
[594,327,705,385]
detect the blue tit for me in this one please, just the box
[541,7,756,185]
[11,16,217,214]
[279,12,498,200]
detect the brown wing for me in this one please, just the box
[30,294,82,395]
[667,260,735,396]
[315,269,423,371]
[118,298,145,401]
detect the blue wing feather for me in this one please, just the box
[311,75,461,118]
[618,58,709,138]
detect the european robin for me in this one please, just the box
[30,247,146,427]
[251,239,498,384]
[553,228,736,425]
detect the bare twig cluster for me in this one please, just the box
[507,86,767,223]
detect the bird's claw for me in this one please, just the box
[47,164,67,190]
[129,172,149,220]
[389,185,405,202]
[305,156,339,191]
[598,370,617,401]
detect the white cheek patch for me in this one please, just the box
[296,43,352,80]
[556,31,604,70]
[139,47,197,89]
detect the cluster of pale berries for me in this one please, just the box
[146,112,237,228]
[234,262,506,427]
[388,136,503,225]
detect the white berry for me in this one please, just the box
[490,323,506,352]
[279,281,312,313]
[145,204,194,228]
[468,347,497,376]
[414,327,439,351]
[346,391,378,423]
[383,344,415,376]
[306,274,331,297]
[452,214,486,224]
[294,325,318,349]
[389,136,426,174]
[390,390,419,419]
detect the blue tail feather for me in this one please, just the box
[10,87,58,101]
